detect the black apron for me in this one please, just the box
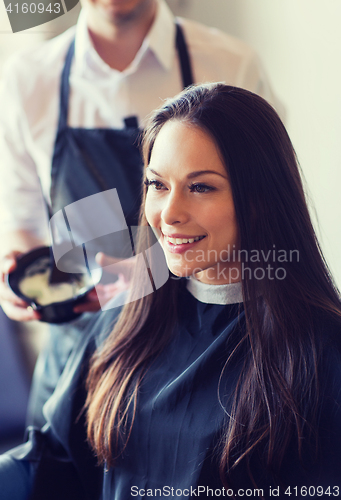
[27,23,194,429]
[50,23,194,267]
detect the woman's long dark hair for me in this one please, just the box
[86,84,341,485]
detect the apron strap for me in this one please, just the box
[175,22,194,89]
[57,39,75,133]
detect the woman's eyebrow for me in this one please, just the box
[146,167,162,177]
[187,170,227,179]
[146,167,227,180]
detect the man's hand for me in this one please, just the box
[0,251,41,321]
[95,252,135,282]
[73,252,134,314]
[0,250,133,317]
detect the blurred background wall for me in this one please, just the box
[0,0,340,447]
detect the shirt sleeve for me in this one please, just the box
[0,56,50,243]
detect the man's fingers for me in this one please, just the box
[85,288,100,301]
[95,252,122,268]
[0,251,38,321]
[73,277,131,313]
[95,252,135,278]
[1,302,40,322]
[1,252,21,277]
[0,282,28,307]
[73,301,101,313]
[2,258,16,276]
[73,288,101,313]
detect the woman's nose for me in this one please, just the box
[161,192,189,226]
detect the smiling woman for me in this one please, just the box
[85,84,341,494]
[2,84,341,499]
[144,120,239,283]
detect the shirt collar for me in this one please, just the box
[187,277,244,305]
[145,0,176,71]
[73,0,175,77]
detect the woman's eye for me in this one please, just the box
[144,179,166,191]
[189,183,214,193]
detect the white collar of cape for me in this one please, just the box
[186,277,243,305]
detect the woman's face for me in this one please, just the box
[144,120,240,284]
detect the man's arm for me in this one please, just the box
[0,56,51,321]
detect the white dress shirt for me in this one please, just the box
[0,0,282,243]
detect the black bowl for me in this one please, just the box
[6,246,102,324]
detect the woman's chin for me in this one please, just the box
[168,265,200,279]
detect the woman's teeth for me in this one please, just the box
[165,235,205,245]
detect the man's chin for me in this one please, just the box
[98,0,153,25]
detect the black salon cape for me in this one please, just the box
[1,283,341,500]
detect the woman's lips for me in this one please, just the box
[162,233,206,254]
